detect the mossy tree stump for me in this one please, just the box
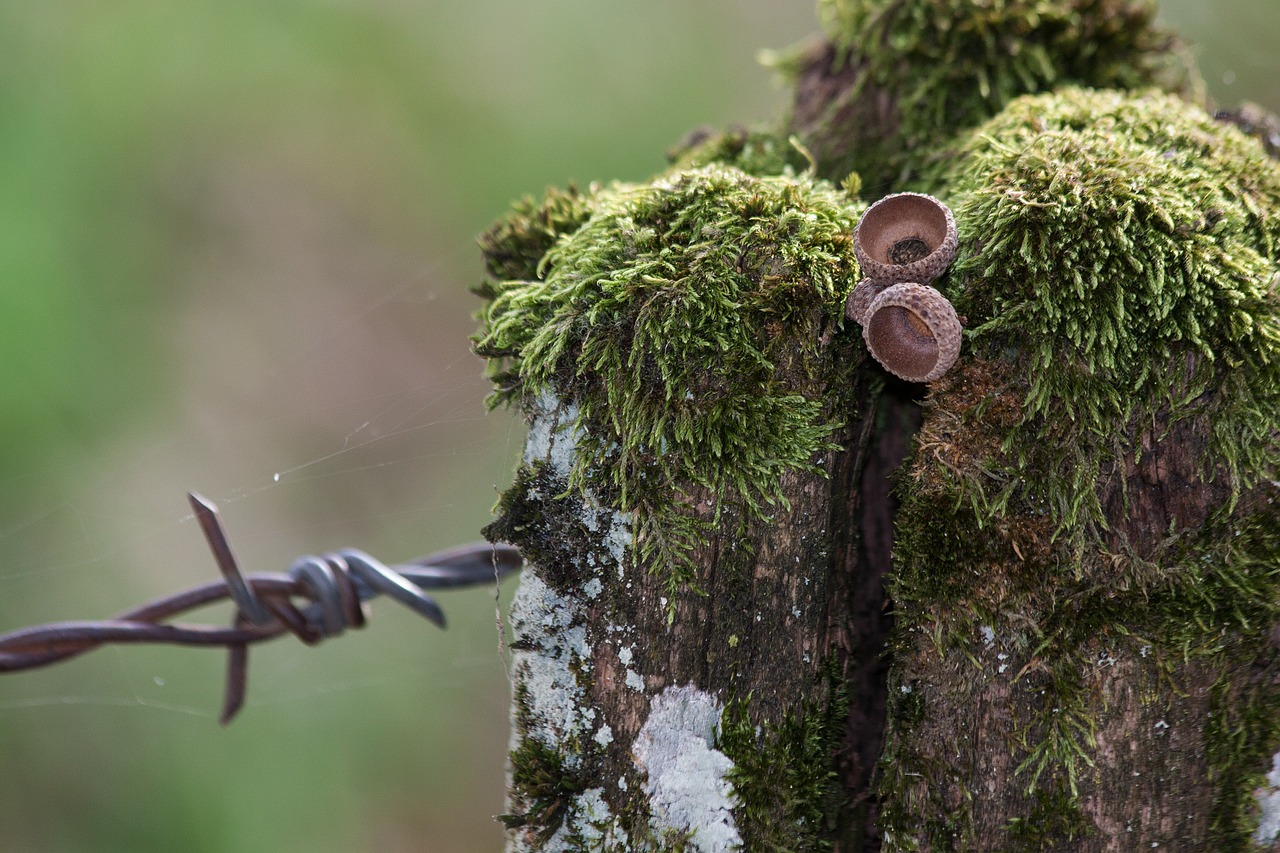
[473,1,1280,850]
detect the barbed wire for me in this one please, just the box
[0,492,522,724]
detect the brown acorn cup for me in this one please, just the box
[862,283,962,383]
[854,192,958,286]
[845,278,883,326]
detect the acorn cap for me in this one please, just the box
[846,278,883,326]
[862,283,962,382]
[854,192,958,286]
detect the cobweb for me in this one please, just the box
[0,227,523,719]
[0,147,540,849]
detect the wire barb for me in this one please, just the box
[189,492,272,625]
[0,494,523,724]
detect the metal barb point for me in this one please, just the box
[187,492,272,626]
[340,549,446,628]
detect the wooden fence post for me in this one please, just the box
[474,2,1280,849]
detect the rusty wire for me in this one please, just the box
[0,492,522,724]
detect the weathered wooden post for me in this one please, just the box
[475,171,879,849]
[474,1,1280,850]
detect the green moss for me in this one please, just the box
[1205,667,1280,851]
[1159,512,1280,649]
[501,735,589,843]
[1011,661,1096,798]
[475,164,862,592]
[887,431,1280,846]
[718,663,851,851]
[942,87,1280,536]
[666,126,812,178]
[476,183,598,291]
[1002,781,1093,848]
[1165,513,1280,848]
[1215,102,1280,162]
[808,0,1187,188]
[818,0,1182,108]
[878,87,1280,847]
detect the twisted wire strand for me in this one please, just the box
[0,492,522,723]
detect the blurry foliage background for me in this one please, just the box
[0,2,1274,851]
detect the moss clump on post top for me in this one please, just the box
[665,126,812,179]
[946,86,1280,533]
[799,0,1188,190]
[475,164,863,593]
[819,0,1181,108]
[477,184,598,288]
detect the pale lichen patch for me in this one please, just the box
[510,570,595,751]
[531,787,624,853]
[523,392,581,481]
[633,685,742,852]
[604,510,633,566]
[523,391,635,583]
[1254,752,1280,845]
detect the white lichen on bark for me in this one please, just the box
[1254,751,1280,845]
[509,570,596,747]
[506,392,635,852]
[632,685,743,852]
[523,391,580,478]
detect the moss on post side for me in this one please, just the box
[878,85,1280,849]
[717,659,852,853]
[474,2,1280,848]
[818,0,1184,109]
[665,126,813,179]
[477,162,872,851]
[476,183,599,295]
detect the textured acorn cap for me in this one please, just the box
[854,192,958,286]
[862,282,962,382]
[845,278,883,325]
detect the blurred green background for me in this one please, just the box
[0,2,1273,851]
